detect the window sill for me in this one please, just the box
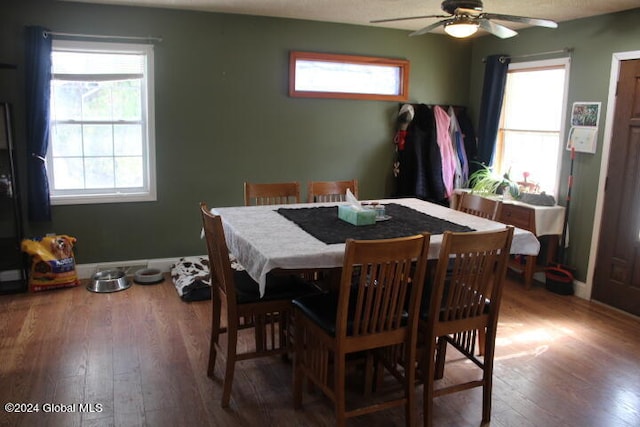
[50,191,156,206]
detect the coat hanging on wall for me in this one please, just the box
[392,103,477,206]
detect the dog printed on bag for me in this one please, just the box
[21,235,80,292]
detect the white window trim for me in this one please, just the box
[502,57,571,197]
[48,40,157,205]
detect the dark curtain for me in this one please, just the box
[474,54,510,174]
[25,26,52,221]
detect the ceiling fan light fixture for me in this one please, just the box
[444,19,479,38]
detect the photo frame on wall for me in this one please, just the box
[570,102,601,127]
[566,102,601,153]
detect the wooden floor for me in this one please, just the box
[1,273,639,427]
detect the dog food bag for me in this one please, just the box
[21,234,80,292]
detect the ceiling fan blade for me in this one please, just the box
[370,14,448,24]
[481,13,558,28]
[478,19,518,39]
[409,19,452,37]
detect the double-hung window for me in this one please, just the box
[494,58,570,196]
[48,40,156,205]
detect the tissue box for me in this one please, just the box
[338,205,377,226]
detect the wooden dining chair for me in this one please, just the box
[244,181,301,206]
[456,192,502,220]
[454,192,504,355]
[200,202,320,407]
[292,232,431,427]
[418,226,514,427]
[307,179,359,203]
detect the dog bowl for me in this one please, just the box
[87,269,131,293]
[133,268,164,285]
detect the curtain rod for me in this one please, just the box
[483,48,573,63]
[44,31,162,43]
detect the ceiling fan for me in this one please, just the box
[371,0,558,39]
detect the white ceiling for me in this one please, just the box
[61,0,640,34]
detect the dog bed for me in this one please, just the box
[170,255,244,302]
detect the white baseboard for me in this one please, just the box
[573,279,588,300]
[2,255,206,281]
[76,256,203,279]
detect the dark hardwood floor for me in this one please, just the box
[1,273,639,427]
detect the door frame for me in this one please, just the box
[585,50,640,300]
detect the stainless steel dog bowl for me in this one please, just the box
[87,269,131,293]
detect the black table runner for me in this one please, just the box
[276,203,474,245]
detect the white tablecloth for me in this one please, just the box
[211,198,540,296]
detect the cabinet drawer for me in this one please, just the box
[500,203,536,233]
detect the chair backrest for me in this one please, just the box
[244,182,301,206]
[426,226,514,338]
[307,179,359,203]
[200,202,237,310]
[456,192,502,221]
[336,233,431,341]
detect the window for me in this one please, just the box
[494,58,570,196]
[289,51,409,101]
[48,40,156,205]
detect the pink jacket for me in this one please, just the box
[433,106,456,198]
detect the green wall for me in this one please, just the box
[0,0,471,264]
[4,1,638,282]
[468,8,640,283]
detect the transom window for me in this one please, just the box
[494,58,570,196]
[48,40,156,205]
[289,51,409,101]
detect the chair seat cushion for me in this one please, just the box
[292,291,341,336]
[235,271,320,304]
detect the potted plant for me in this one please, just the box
[468,164,520,198]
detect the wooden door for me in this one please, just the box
[592,59,640,315]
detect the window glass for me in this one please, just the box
[289,51,409,101]
[295,60,401,95]
[502,69,565,131]
[495,59,570,196]
[48,40,155,205]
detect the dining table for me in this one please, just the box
[210,197,540,297]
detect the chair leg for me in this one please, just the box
[481,332,497,423]
[434,337,447,380]
[478,327,486,356]
[293,316,305,409]
[254,314,266,352]
[423,336,438,427]
[524,255,536,289]
[363,351,375,397]
[404,342,417,427]
[374,352,386,391]
[282,309,296,362]
[482,374,493,423]
[221,327,238,408]
[334,353,347,427]
[208,295,222,377]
